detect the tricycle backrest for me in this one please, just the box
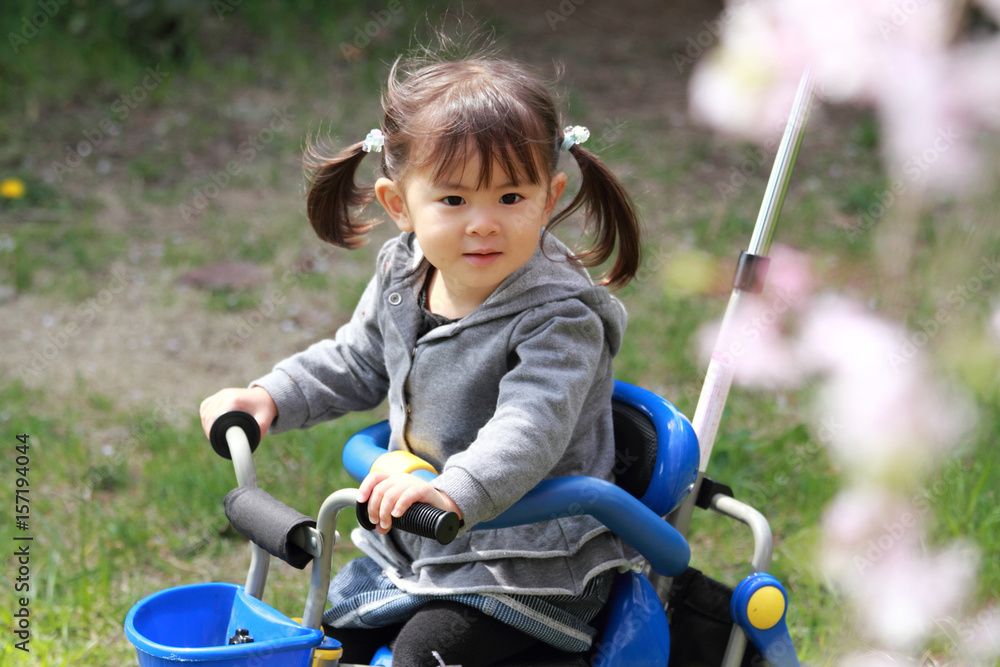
[611,380,700,517]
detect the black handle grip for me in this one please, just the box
[357,501,461,545]
[210,410,261,460]
[225,487,316,569]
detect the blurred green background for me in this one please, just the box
[1,0,998,664]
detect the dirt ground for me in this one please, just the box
[3,0,857,431]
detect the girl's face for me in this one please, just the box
[376,150,567,317]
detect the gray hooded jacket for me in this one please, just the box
[253,231,638,595]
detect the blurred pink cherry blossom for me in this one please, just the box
[698,293,803,388]
[767,243,814,302]
[835,653,917,667]
[697,244,813,388]
[853,544,977,650]
[689,0,1000,192]
[687,2,996,656]
[796,295,974,477]
[819,486,921,579]
[698,276,979,654]
[958,605,1000,662]
[819,489,978,650]
[700,286,973,474]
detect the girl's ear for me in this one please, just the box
[545,172,569,218]
[375,178,412,232]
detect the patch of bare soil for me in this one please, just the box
[2,0,867,435]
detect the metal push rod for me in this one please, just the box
[669,66,815,537]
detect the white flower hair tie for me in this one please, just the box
[362,128,384,153]
[561,125,590,151]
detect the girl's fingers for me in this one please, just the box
[199,388,277,440]
[358,471,388,506]
[365,475,434,534]
[390,486,425,519]
[375,479,406,532]
[357,474,448,534]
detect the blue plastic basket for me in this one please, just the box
[124,582,327,666]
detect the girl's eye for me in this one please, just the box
[442,196,465,206]
[499,193,523,205]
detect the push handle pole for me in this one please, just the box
[669,67,815,538]
[747,66,815,258]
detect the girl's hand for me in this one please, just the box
[358,472,463,534]
[200,386,278,441]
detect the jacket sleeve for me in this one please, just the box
[431,299,610,528]
[251,267,389,434]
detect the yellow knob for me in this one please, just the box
[371,450,438,476]
[747,586,785,630]
[312,646,344,665]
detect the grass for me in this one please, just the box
[1,3,999,665]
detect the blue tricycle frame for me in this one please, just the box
[125,380,801,666]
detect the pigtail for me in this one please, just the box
[549,144,642,290]
[304,140,378,249]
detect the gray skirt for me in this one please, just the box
[323,556,615,653]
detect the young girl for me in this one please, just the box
[200,53,643,667]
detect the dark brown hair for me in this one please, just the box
[305,55,641,287]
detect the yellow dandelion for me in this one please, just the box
[0,178,26,199]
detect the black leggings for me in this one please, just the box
[325,601,589,667]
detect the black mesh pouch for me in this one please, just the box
[667,567,765,667]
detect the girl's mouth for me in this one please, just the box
[464,251,501,266]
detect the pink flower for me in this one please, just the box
[696,244,813,388]
[835,652,917,667]
[697,293,803,388]
[796,296,973,477]
[820,485,977,648]
[958,605,1000,662]
[767,244,814,303]
[854,544,977,650]
[689,0,1000,192]
[819,487,921,580]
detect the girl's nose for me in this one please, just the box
[466,209,501,236]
